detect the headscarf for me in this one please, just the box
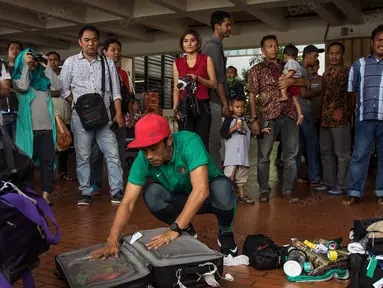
[12,48,51,91]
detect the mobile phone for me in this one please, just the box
[109,121,119,133]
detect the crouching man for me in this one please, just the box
[90,113,238,259]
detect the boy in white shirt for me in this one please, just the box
[220,96,254,204]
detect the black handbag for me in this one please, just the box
[175,78,200,129]
[74,56,112,131]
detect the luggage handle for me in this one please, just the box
[0,182,60,245]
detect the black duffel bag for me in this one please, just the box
[74,56,112,131]
[242,234,288,270]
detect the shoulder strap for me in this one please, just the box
[101,56,106,95]
[104,56,113,97]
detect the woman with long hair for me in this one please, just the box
[173,29,217,150]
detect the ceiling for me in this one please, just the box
[0,0,381,55]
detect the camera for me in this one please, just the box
[31,52,44,62]
[27,52,47,64]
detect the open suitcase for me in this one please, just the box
[55,227,224,288]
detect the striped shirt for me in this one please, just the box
[348,54,383,122]
[59,52,121,118]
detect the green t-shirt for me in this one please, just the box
[128,131,223,193]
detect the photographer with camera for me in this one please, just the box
[173,29,217,150]
[12,49,61,205]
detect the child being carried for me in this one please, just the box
[279,44,304,125]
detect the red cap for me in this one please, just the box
[128,114,171,148]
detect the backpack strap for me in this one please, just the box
[0,182,60,245]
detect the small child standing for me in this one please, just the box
[279,44,304,125]
[220,96,254,204]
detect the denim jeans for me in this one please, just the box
[90,126,126,188]
[296,114,321,183]
[348,120,383,198]
[1,113,17,142]
[71,114,123,197]
[257,115,299,194]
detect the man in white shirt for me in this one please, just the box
[60,24,124,206]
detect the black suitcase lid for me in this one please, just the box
[122,227,223,268]
[55,243,152,288]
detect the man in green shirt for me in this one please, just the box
[90,114,238,260]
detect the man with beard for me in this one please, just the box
[90,114,238,260]
[345,24,383,206]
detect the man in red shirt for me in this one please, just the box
[90,39,135,194]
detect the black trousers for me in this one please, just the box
[32,130,55,193]
[180,100,211,151]
[143,176,237,233]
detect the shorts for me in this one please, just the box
[224,165,249,186]
[288,85,301,97]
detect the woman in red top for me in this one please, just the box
[173,29,217,150]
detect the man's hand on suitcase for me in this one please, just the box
[89,239,120,261]
[145,230,180,250]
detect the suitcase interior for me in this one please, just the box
[55,243,153,288]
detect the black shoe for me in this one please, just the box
[77,195,92,206]
[217,231,238,257]
[183,223,197,239]
[111,191,124,204]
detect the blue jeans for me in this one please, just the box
[348,120,383,198]
[71,114,123,197]
[90,126,126,188]
[296,114,321,183]
[1,113,17,142]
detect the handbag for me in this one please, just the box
[175,77,200,129]
[54,110,72,151]
[74,56,111,131]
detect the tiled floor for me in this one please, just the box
[13,141,382,287]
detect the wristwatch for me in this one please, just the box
[170,222,182,234]
[248,116,258,124]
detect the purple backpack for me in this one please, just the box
[0,181,60,288]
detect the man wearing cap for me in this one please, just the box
[90,113,238,260]
[295,45,327,190]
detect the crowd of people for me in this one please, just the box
[0,10,383,259]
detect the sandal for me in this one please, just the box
[59,173,75,182]
[259,192,270,202]
[296,178,308,184]
[328,188,345,195]
[343,196,360,206]
[239,195,255,204]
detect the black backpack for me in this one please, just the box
[0,126,35,188]
[242,234,288,270]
